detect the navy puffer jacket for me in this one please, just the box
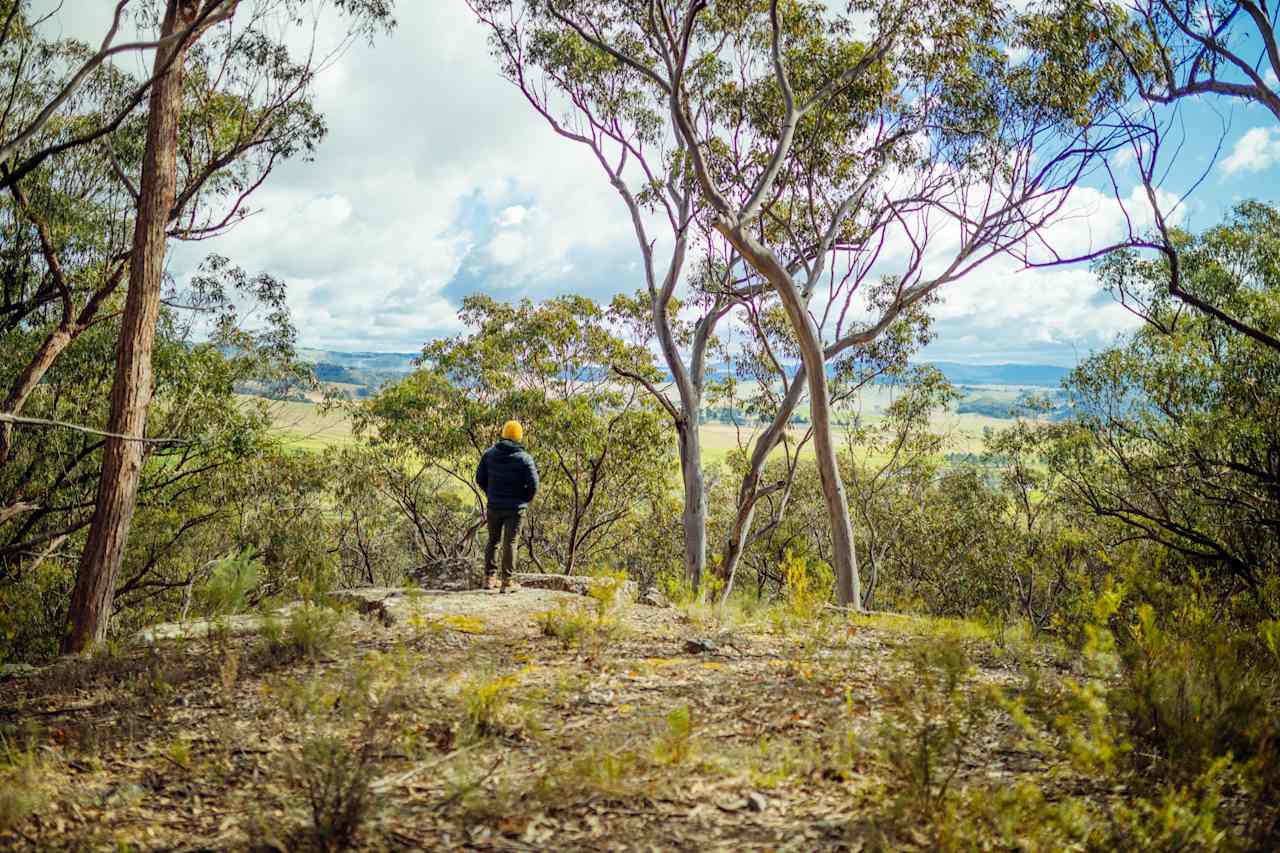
[476,439,539,511]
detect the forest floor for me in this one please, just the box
[0,583,1084,851]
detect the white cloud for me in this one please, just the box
[496,205,529,227]
[486,231,529,266]
[42,1,1188,364]
[930,263,1139,348]
[1221,127,1280,175]
[142,0,640,350]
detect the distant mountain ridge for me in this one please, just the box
[294,348,1072,390]
[926,361,1071,388]
[295,348,418,372]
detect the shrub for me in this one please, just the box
[0,741,46,835]
[1113,604,1279,785]
[536,743,645,801]
[196,549,262,616]
[0,559,74,664]
[766,548,834,635]
[874,639,992,822]
[537,604,595,649]
[652,704,695,765]
[259,604,344,664]
[288,734,380,852]
[586,569,629,619]
[458,670,521,741]
[1101,758,1233,852]
[918,780,1093,852]
[535,576,627,652]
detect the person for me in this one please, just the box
[475,420,539,592]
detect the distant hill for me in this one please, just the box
[295,348,417,391]
[923,362,1071,388]
[295,348,417,373]
[291,348,1073,400]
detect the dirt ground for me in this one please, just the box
[0,586,1050,851]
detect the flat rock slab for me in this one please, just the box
[511,573,639,600]
[0,663,38,681]
[134,608,299,643]
[134,575,668,644]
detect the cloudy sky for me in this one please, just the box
[49,2,1280,366]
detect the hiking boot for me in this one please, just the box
[500,577,521,594]
[484,575,501,591]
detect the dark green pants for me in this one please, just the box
[484,509,523,579]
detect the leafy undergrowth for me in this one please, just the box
[0,589,1265,851]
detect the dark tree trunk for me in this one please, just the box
[63,1,194,654]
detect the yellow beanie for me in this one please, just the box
[501,420,523,441]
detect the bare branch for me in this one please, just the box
[0,412,189,444]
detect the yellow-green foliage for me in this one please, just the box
[875,639,992,819]
[652,704,695,765]
[164,736,194,771]
[586,569,628,619]
[1103,758,1233,852]
[730,731,859,790]
[765,549,835,636]
[656,568,697,607]
[409,611,488,639]
[849,610,991,642]
[260,604,344,662]
[537,745,645,801]
[537,604,595,649]
[0,559,73,663]
[196,549,262,616]
[916,780,1094,852]
[1116,603,1279,785]
[536,575,627,651]
[459,670,520,741]
[438,614,486,634]
[0,741,46,834]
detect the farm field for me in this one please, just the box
[246,396,357,451]
[258,391,1017,461]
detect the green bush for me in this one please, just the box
[875,639,992,822]
[764,548,834,634]
[259,604,344,664]
[288,733,380,851]
[537,604,594,649]
[458,670,521,741]
[196,549,262,616]
[535,573,628,652]
[0,740,45,835]
[652,704,695,765]
[1114,605,1275,782]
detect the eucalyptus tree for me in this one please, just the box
[27,0,397,653]
[1044,0,1280,126]
[0,256,299,661]
[715,294,935,602]
[474,0,1117,605]
[0,0,230,192]
[839,365,958,610]
[1049,202,1280,605]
